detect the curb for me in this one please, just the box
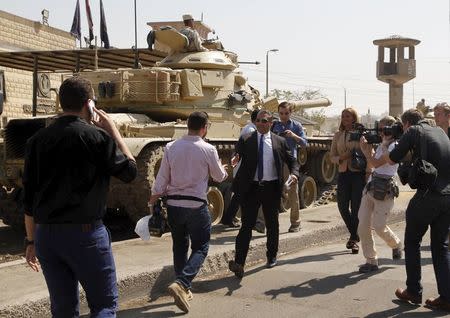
[0,206,406,318]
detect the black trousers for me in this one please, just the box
[403,191,450,300]
[337,170,365,241]
[235,180,281,265]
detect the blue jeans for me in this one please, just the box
[337,170,365,241]
[404,191,450,301]
[35,223,118,318]
[167,204,211,290]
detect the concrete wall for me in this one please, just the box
[0,10,75,122]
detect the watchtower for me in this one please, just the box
[373,35,420,116]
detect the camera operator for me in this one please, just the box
[385,109,450,311]
[330,108,369,254]
[357,116,402,273]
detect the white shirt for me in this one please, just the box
[369,142,398,181]
[152,135,227,208]
[253,132,278,181]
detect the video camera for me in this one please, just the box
[348,121,403,144]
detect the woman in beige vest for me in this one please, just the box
[330,108,367,254]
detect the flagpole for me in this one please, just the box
[134,0,139,68]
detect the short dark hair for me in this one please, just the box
[278,101,293,112]
[257,109,273,121]
[401,108,424,126]
[187,111,209,131]
[59,76,93,112]
[250,109,260,122]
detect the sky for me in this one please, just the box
[4,0,450,115]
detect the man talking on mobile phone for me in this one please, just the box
[23,76,137,317]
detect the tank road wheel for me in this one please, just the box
[297,147,308,166]
[315,151,337,184]
[298,175,317,209]
[207,186,224,225]
[107,144,165,224]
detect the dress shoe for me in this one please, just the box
[228,260,244,279]
[425,296,450,311]
[266,257,277,268]
[288,224,301,233]
[346,239,359,254]
[392,246,402,260]
[358,263,379,273]
[167,281,190,313]
[395,287,422,305]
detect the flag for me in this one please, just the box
[100,0,110,48]
[70,0,81,41]
[85,0,94,43]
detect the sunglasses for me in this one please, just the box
[279,112,290,115]
[256,118,269,123]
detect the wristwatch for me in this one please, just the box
[24,237,34,247]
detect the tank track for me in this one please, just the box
[314,183,337,207]
[0,188,25,231]
[107,143,165,223]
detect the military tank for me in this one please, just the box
[0,28,336,232]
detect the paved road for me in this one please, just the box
[115,222,448,318]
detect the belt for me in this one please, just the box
[252,180,278,187]
[37,220,103,232]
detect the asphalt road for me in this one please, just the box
[115,222,449,318]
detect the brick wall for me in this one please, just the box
[0,10,75,121]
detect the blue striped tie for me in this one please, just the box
[258,134,264,181]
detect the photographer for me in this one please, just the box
[357,116,402,273]
[386,109,450,311]
[330,108,368,254]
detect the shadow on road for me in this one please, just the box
[264,267,393,300]
[364,300,450,318]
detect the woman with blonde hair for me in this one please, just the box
[330,108,367,254]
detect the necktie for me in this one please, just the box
[258,134,264,181]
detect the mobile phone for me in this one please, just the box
[88,99,99,121]
[279,131,287,136]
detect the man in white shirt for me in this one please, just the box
[358,116,402,273]
[149,112,227,313]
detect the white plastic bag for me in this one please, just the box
[134,215,152,241]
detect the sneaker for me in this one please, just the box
[425,296,450,311]
[358,263,379,273]
[228,260,244,279]
[395,287,422,305]
[167,282,190,313]
[288,224,301,233]
[266,257,278,268]
[392,247,402,260]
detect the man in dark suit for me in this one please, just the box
[229,110,300,278]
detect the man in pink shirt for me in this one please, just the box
[149,111,227,313]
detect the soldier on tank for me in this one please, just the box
[180,14,209,52]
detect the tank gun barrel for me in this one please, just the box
[289,98,332,111]
[262,97,332,113]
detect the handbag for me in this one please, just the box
[350,148,367,171]
[403,126,437,190]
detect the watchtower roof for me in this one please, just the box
[373,35,420,47]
